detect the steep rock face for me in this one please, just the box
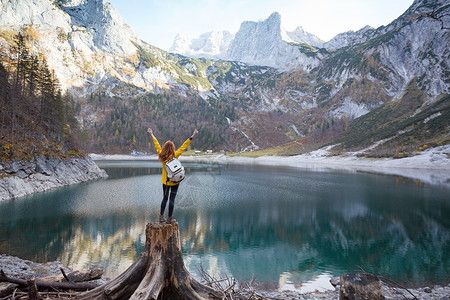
[375,0,450,97]
[206,0,449,152]
[317,0,449,98]
[170,12,325,70]
[0,0,71,30]
[0,0,137,56]
[226,12,322,70]
[0,0,197,96]
[0,156,108,202]
[58,0,138,55]
[0,0,139,93]
[169,31,234,59]
[169,13,325,70]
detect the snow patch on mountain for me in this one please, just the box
[331,97,370,119]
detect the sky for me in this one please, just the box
[107,0,414,51]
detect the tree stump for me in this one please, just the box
[77,222,221,300]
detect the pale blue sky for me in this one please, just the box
[107,0,414,51]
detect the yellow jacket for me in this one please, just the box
[152,136,191,186]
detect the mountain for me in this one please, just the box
[169,31,234,59]
[0,0,138,90]
[285,26,324,48]
[226,12,324,70]
[199,0,449,154]
[317,0,449,97]
[170,12,326,70]
[0,0,448,157]
[323,25,375,50]
[0,0,217,97]
[0,0,137,55]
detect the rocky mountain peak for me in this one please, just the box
[169,31,234,59]
[0,0,138,56]
[284,26,324,47]
[235,11,283,42]
[57,0,138,55]
[169,11,324,69]
[225,11,323,69]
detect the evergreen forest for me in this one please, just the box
[80,92,237,154]
[0,31,81,160]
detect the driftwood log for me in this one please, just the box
[0,269,99,291]
[77,222,221,300]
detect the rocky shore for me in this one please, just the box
[1,254,448,299]
[0,156,108,202]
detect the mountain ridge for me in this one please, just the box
[0,0,448,156]
[170,11,327,69]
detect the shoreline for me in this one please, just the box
[0,156,108,202]
[1,254,449,300]
[90,144,450,187]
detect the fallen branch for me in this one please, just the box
[379,276,419,300]
[197,263,265,300]
[0,269,99,291]
[60,268,72,282]
[356,266,418,300]
[65,268,103,282]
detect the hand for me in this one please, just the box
[191,129,198,138]
[147,128,153,136]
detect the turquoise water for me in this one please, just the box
[0,160,449,291]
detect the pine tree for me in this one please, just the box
[0,62,10,139]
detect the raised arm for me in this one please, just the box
[147,128,162,154]
[175,129,198,158]
[190,129,198,140]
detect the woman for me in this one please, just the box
[147,128,198,223]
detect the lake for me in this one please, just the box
[0,160,449,292]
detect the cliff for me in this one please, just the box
[0,156,108,202]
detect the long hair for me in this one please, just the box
[159,140,175,161]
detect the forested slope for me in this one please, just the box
[0,31,81,160]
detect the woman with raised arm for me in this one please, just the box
[147,128,198,223]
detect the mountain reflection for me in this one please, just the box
[0,161,448,288]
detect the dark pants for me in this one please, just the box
[160,183,179,217]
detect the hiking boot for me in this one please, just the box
[167,216,176,224]
[159,215,166,223]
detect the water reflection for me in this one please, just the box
[0,161,449,290]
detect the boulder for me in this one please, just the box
[330,276,341,287]
[340,273,384,300]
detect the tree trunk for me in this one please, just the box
[27,277,40,300]
[77,222,221,300]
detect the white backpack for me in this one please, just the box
[165,158,185,183]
